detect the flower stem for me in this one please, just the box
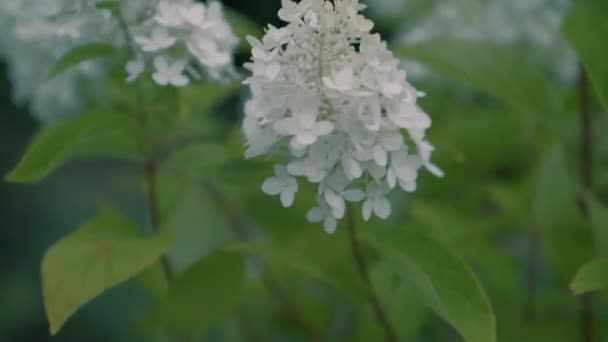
[346,208,398,342]
[144,159,175,282]
[201,181,321,340]
[578,65,595,342]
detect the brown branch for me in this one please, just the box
[578,65,595,342]
[346,208,398,342]
[201,181,321,340]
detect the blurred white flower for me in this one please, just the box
[131,0,239,86]
[151,56,189,87]
[243,0,442,232]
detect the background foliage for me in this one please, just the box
[1,0,607,341]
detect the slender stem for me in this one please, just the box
[345,208,398,342]
[144,160,175,282]
[523,230,538,321]
[578,65,595,342]
[201,181,321,340]
[115,6,176,284]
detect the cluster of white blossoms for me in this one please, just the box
[127,0,239,86]
[0,0,238,123]
[0,0,111,124]
[399,0,578,82]
[243,0,442,233]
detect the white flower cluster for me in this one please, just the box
[0,0,238,123]
[243,0,442,233]
[127,0,239,86]
[0,0,110,124]
[399,0,578,82]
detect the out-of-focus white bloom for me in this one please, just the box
[0,0,112,124]
[130,0,239,86]
[0,0,238,123]
[398,0,578,82]
[151,56,189,87]
[243,0,442,233]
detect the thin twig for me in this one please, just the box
[578,65,595,342]
[345,208,398,342]
[201,181,321,340]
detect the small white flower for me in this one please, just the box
[152,56,189,87]
[125,57,145,83]
[262,165,299,207]
[134,27,176,52]
[306,203,337,234]
[362,182,391,221]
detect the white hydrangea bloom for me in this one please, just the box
[243,0,442,233]
[129,0,239,86]
[398,0,578,82]
[0,0,238,123]
[0,0,112,124]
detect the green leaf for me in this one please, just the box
[162,142,230,178]
[587,196,608,255]
[223,6,264,53]
[533,145,593,280]
[570,258,608,295]
[364,229,496,342]
[6,111,137,183]
[225,242,342,291]
[563,2,608,110]
[152,251,244,334]
[94,1,119,14]
[396,38,561,115]
[49,43,117,78]
[42,206,173,335]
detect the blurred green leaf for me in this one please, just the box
[162,142,230,178]
[153,251,244,334]
[396,38,561,115]
[533,145,593,280]
[570,258,608,295]
[94,1,119,14]
[587,195,608,255]
[223,6,264,53]
[563,2,608,110]
[49,43,117,78]
[6,111,137,183]
[225,242,342,291]
[364,229,496,342]
[42,206,173,335]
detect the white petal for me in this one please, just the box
[262,177,283,195]
[426,163,444,178]
[170,74,189,87]
[294,132,318,146]
[342,189,365,202]
[265,63,281,80]
[373,145,388,167]
[324,217,337,234]
[381,132,404,151]
[280,190,295,207]
[362,199,373,221]
[373,197,391,219]
[306,207,325,223]
[314,121,334,136]
[152,72,169,86]
[324,189,345,219]
[386,168,397,189]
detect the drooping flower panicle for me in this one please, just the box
[243,0,443,233]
